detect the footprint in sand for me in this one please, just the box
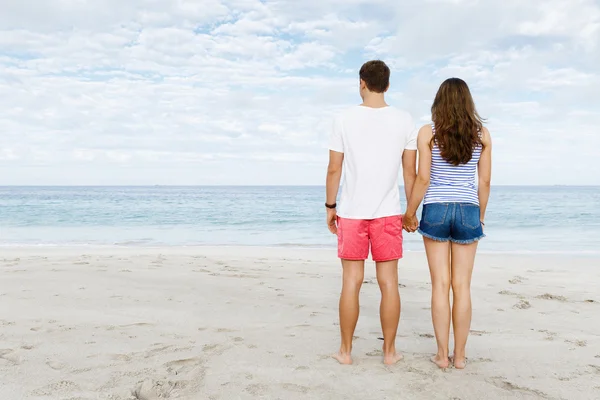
[487,378,549,398]
[538,330,557,341]
[508,276,526,284]
[513,300,531,309]
[245,383,269,396]
[588,364,600,374]
[133,380,161,400]
[472,357,493,363]
[109,354,132,362]
[0,349,20,364]
[565,339,587,347]
[122,322,154,328]
[215,328,236,333]
[281,383,310,394]
[202,343,221,353]
[164,357,204,374]
[536,293,567,302]
[31,380,80,396]
[46,360,65,370]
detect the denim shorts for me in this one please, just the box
[418,203,485,244]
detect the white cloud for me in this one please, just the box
[0,0,599,185]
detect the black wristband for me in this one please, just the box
[325,202,337,209]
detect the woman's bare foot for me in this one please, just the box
[430,354,449,369]
[383,352,403,365]
[332,352,353,365]
[452,357,467,369]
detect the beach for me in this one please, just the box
[0,246,598,400]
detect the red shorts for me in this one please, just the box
[337,215,403,262]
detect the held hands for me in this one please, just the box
[402,213,419,233]
[327,208,338,235]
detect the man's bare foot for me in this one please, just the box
[430,354,449,369]
[383,352,403,365]
[452,356,467,369]
[332,352,353,365]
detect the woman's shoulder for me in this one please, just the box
[480,126,491,144]
[418,123,434,136]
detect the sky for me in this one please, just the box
[0,0,599,186]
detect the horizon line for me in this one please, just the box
[0,184,597,188]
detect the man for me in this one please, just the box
[325,60,418,365]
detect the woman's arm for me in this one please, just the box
[478,128,492,223]
[404,125,433,228]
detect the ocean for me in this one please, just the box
[0,186,598,254]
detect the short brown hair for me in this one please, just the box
[359,60,390,93]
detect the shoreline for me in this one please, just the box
[2,243,600,258]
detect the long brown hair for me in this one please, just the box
[431,78,484,166]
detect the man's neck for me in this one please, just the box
[360,93,388,109]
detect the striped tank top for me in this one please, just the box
[423,124,482,205]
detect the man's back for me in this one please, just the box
[329,105,417,219]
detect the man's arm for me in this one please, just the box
[326,150,344,205]
[326,150,344,234]
[402,150,417,203]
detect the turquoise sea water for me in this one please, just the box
[0,186,598,254]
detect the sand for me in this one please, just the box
[0,246,599,400]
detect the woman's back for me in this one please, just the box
[424,123,481,206]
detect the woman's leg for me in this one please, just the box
[424,237,451,369]
[450,241,478,369]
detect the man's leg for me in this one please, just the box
[370,215,404,365]
[376,260,403,365]
[333,259,365,365]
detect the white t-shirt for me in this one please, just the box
[329,105,418,219]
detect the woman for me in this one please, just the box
[403,78,492,370]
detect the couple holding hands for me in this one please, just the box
[325,60,492,369]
